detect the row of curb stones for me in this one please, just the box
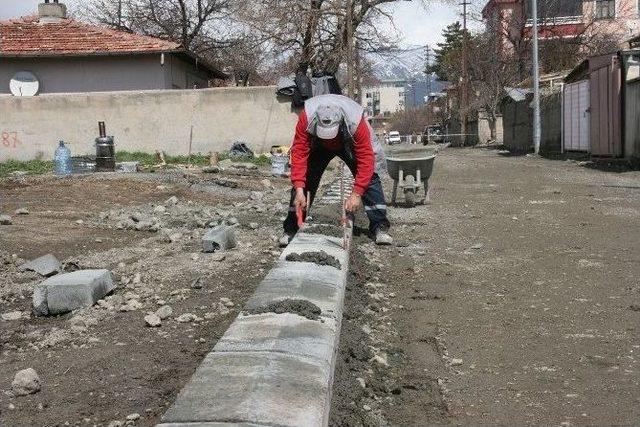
[157,230,351,427]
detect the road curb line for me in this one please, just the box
[157,229,352,427]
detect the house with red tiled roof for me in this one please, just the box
[0,1,226,95]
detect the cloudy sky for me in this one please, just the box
[0,0,483,47]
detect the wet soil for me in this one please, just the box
[329,246,448,427]
[285,251,342,269]
[246,299,322,321]
[302,225,344,238]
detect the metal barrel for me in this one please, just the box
[95,135,115,172]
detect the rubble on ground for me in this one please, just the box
[202,225,237,253]
[11,368,41,396]
[19,254,61,277]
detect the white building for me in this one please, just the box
[362,80,407,117]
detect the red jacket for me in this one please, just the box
[290,110,375,196]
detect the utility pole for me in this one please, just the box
[531,0,541,154]
[460,0,471,147]
[425,44,432,101]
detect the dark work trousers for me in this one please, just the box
[283,144,391,235]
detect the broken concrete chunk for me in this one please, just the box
[202,225,237,253]
[0,215,12,225]
[15,208,29,215]
[1,311,25,321]
[165,196,179,206]
[33,269,116,316]
[19,254,61,277]
[12,368,41,396]
[144,313,162,327]
[155,305,173,320]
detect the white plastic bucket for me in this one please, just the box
[271,154,289,176]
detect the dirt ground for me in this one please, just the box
[3,149,640,427]
[330,148,640,426]
[0,166,291,427]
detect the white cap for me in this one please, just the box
[315,104,342,140]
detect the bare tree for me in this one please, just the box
[236,0,439,76]
[82,0,235,54]
[387,104,432,135]
[484,0,629,79]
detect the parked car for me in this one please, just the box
[386,131,402,145]
[422,125,444,144]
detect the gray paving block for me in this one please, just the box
[33,269,115,316]
[244,263,346,319]
[202,226,237,253]
[214,313,337,363]
[161,352,331,427]
[19,254,61,277]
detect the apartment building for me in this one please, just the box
[482,0,640,55]
[362,80,407,117]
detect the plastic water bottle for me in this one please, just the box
[54,141,72,176]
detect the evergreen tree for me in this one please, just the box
[425,22,468,82]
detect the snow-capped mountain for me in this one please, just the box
[368,46,429,81]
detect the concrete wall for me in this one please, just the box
[502,92,562,153]
[0,53,212,94]
[0,86,298,162]
[478,110,504,144]
[164,55,209,89]
[0,55,167,94]
[502,99,533,152]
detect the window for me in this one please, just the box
[525,0,582,20]
[595,0,615,19]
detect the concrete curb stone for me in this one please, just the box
[244,262,345,319]
[159,228,351,427]
[32,269,115,316]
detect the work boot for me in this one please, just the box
[375,229,393,246]
[278,233,293,248]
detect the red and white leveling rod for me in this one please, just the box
[296,192,312,230]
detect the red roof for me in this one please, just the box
[0,15,181,56]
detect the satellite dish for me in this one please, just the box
[10,71,40,97]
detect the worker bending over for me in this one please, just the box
[280,94,392,246]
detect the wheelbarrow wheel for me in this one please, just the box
[404,175,416,207]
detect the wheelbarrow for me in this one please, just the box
[385,147,436,207]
